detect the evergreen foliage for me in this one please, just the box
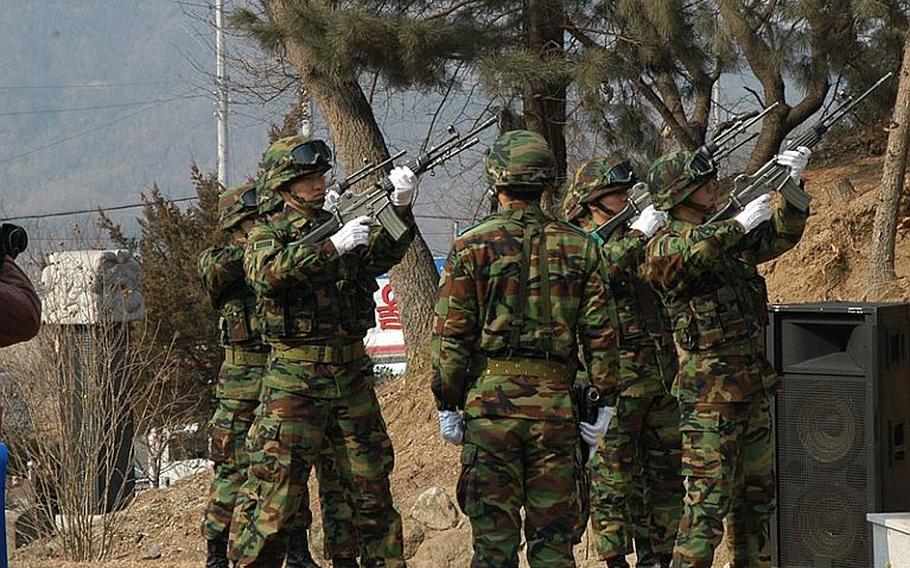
[98,164,222,403]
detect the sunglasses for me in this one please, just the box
[606,161,636,185]
[240,187,258,208]
[685,152,717,180]
[290,140,333,172]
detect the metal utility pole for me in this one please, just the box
[215,0,229,189]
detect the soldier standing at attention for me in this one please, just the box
[199,181,359,568]
[563,158,682,568]
[432,130,621,568]
[228,135,416,568]
[640,147,810,568]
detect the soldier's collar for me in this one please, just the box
[500,200,545,218]
[667,216,698,233]
[282,204,327,230]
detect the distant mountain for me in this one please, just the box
[0,0,271,240]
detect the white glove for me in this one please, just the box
[328,215,371,254]
[629,205,667,238]
[323,188,341,211]
[776,146,811,181]
[389,166,417,206]
[734,194,772,233]
[438,410,465,445]
[580,406,613,447]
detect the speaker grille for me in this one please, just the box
[777,375,869,567]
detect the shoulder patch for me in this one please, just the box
[253,239,276,251]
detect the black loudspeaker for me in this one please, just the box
[766,302,910,567]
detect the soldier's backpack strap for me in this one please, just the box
[509,223,534,351]
[537,224,553,355]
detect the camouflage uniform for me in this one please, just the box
[229,136,413,568]
[433,131,621,568]
[565,158,682,566]
[199,182,359,565]
[640,151,808,568]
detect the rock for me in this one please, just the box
[140,544,163,560]
[402,518,426,559]
[409,487,459,531]
[408,522,472,568]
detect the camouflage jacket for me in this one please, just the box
[589,225,677,398]
[198,244,264,351]
[244,205,414,391]
[641,198,808,403]
[432,201,620,421]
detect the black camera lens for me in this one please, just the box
[0,223,28,259]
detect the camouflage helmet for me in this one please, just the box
[218,181,258,232]
[483,130,556,192]
[257,135,333,214]
[646,150,717,211]
[564,157,637,221]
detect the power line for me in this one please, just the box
[0,97,185,166]
[1,193,473,224]
[0,80,183,91]
[0,94,205,117]
[0,196,199,222]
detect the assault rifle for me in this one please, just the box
[329,150,407,198]
[299,115,499,246]
[597,102,780,238]
[573,380,601,464]
[709,73,893,222]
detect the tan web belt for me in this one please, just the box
[484,357,574,381]
[272,342,366,364]
[225,347,270,366]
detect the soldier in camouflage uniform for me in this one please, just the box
[432,130,621,568]
[564,158,682,568]
[229,135,416,568]
[640,147,811,568]
[198,182,359,568]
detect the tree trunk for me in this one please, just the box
[718,0,829,172]
[264,0,439,374]
[870,27,910,288]
[521,0,567,202]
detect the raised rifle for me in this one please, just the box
[299,115,499,246]
[597,102,780,239]
[329,150,407,198]
[709,73,893,222]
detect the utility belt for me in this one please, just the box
[483,357,575,382]
[224,346,270,367]
[272,342,366,364]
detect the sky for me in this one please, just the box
[0,0,815,270]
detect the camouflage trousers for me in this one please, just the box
[589,393,683,559]
[458,416,583,568]
[200,395,360,557]
[201,396,262,541]
[228,382,404,568]
[672,395,774,568]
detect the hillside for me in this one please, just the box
[763,154,910,302]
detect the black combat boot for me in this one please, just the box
[634,538,657,568]
[285,532,320,568]
[204,534,230,568]
[606,556,631,568]
[331,558,359,568]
